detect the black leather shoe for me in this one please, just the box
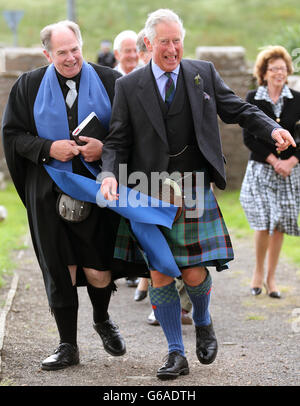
[195,322,218,365]
[268,291,281,299]
[41,343,79,371]
[251,287,262,296]
[157,351,189,380]
[264,283,281,299]
[134,288,147,301]
[94,318,126,356]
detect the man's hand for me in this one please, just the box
[100,176,119,201]
[77,137,103,162]
[272,128,296,152]
[49,140,79,161]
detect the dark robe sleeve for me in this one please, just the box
[2,71,53,204]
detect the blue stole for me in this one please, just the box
[33,63,181,277]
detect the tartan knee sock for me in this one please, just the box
[184,270,212,327]
[149,281,184,356]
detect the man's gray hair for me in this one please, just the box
[136,29,147,53]
[40,20,83,52]
[113,30,137,52]
[144,9,185,44]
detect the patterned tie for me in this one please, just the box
[164,72,175,106]
[65,80,77,109]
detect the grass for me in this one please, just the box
[218,190,300,268]
[1,0,300,63]
[0,183,28,287]
[0,184,298,291]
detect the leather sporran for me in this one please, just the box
[56,193,92,223]
[154,178,183,223]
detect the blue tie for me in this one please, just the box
[164,72,175,106]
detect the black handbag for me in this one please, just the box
[293,120,300,149]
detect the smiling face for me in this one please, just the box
[43,27,83,78]
[264,58,288,89]
[145,20,183,72]
[114,38,139,74]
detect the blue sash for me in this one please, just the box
[33,63,181,277]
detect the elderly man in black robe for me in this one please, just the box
[2,20,126,370]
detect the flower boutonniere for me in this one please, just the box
[194,74,201,86]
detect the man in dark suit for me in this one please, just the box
[2,20,126,371]
[101,9,295,380]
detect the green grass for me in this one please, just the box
[1,0,300,63]
[0,183,28,287]
[218,190,300,268]
[0,184,298,292]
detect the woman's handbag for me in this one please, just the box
[294,120,300,150]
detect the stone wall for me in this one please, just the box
[195,46,253,190]
[0,47,46,73]
[1,46,300,190]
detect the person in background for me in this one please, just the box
[113,29,140,288]
[2,20,126,371]
[240,45,300,299]
[136,28,151,66]
[113,30,139,76]
[96,40,116,68]
[133,28,153,299]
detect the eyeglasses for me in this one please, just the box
[267,67,287,73]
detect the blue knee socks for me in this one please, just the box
[149,281,184,356]
[184,270,212,326]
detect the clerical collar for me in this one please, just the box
[55,69,81,87]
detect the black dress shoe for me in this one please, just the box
[157,351,189,380]
[268,291,281,299]
[251,287,262,296]
[264,283,281,299]
[134,288,147,301]
[195,322,218,365]
[94,318,126,356]
[41,343,79,371]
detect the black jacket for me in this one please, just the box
[243,88,300,162]
[101,59,281,190]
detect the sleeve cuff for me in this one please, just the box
[38,140,53,164]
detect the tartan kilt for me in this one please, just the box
[113,182,234,273]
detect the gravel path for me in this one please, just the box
[0,232,299,391]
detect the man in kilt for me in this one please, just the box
[101,9,296,380]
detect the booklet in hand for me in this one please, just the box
[72,112,107,146]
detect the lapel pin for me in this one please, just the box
[194,74,201,86]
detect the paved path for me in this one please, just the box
[0,233,299,391]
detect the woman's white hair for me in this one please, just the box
[40,20,83,52]
[113,30,138,52]
[144,9,185,44]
